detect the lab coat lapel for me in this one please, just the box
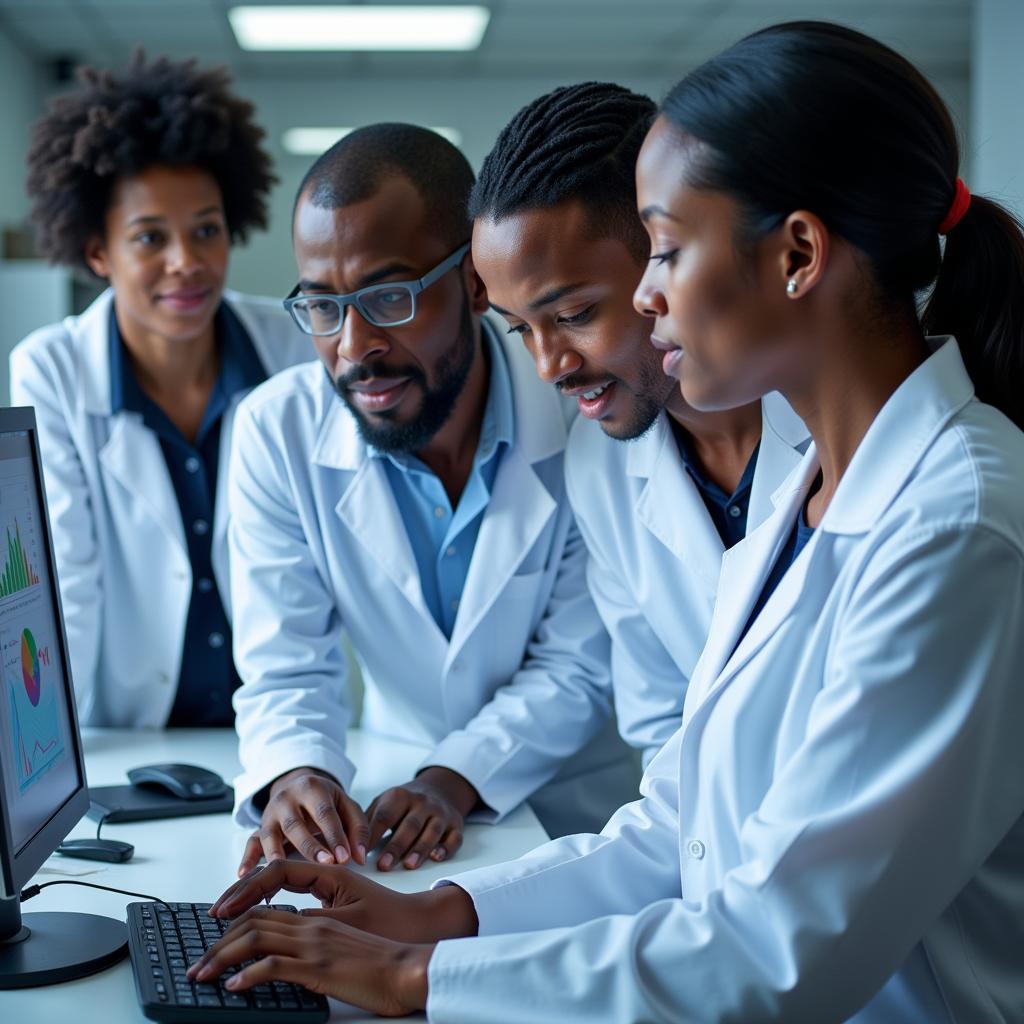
[748,392,808,527]
[689,451,820,708]
[446,446,555,662]
[334,457,443,634]
[629,414,724,592]
[98,412,187,553]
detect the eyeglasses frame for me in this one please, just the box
[283,241,471,335]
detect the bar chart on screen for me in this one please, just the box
[0,476,43,600]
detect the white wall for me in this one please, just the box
[972,0,1024,218]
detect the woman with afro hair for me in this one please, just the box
[11,53,307,728]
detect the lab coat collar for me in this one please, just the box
[631,413,724,591]
[79,287,277,418]
[686,337,974,707]
[816,337,973,536]
[78,289,117,415]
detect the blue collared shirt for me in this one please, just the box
[109,303,266,726]
[376,331,514,639]
[674,426,759,549]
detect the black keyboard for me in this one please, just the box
[127,901,329,1022]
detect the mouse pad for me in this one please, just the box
[87,783,234,823]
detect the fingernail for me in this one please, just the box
[404,854,419,869]
[378,853,393,871]
[225,976,239,990]
[356,845,367,863]
[336,846,349,864]
[433,848,446,861]
[196,966,211,981]
[316,850,332,864]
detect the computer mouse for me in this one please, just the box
[56,838,135,863]
[127,763,229,802]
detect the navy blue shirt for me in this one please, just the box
[673,424,759,550]
[109,304,266,726]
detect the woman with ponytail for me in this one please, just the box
[191,23,1024,1022]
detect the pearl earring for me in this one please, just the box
[786,279,798,296]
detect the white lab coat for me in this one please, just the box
[566,391,807,763]
[9,288,309,727]
[228,321,638,836]
[428,338,1024,1023]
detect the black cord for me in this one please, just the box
[95,813,109,841]
[20,879,168,908]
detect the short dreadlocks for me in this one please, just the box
[469,82,656,261]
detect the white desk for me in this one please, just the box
[3,728,548,1022]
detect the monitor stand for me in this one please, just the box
[0,893,127,989]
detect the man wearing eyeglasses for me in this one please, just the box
[227,124,638,877]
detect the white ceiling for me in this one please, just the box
[0,0,971,82]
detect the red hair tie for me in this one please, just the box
[939,177,971,235]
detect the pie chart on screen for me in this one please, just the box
[21,628,41,707]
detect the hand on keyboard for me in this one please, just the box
[188,905,432,1017]
[208,859,474,944]
[128,902,330,1021]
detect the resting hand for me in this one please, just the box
[367,766,478,871]
[209,860,477,943]
[238,768,370,876]
[189,907,432,1017]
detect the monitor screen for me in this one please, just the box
[0,428,80,855]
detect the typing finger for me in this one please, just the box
[189,912,299,982]
[237,832,264,877]
[210,861,320,918]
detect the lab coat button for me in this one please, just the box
[687,838,706,860]
[158,672,171,685]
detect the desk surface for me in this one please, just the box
[3,728,547,1022]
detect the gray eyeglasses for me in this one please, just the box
[283,241,470,335]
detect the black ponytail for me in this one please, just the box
[922,198,1024,428]
[659,20,1024,429]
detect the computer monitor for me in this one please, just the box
[0,407,127,988]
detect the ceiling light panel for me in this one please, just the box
[230,5,490,51]
[283,126,463,155]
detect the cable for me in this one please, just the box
[95,813,109,841]
[20,879,168,908]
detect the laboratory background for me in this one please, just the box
[0,0,1021,407]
